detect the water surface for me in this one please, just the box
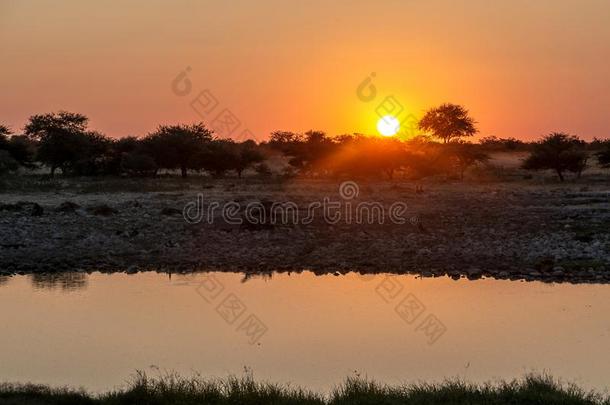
[0,272,609,393]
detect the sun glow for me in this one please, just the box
[377,115,400,136]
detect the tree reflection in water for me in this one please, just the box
[30,273,88,291]
[0,276,10,287]
[241,271,274,283]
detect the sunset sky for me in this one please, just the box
[2,0,610,141]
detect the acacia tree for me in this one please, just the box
[446,142,490,180]
[24,111,90,175]
[522,132,587,181]
[479,136,526,151]
[0,124,10,138]
[232,140,264,178]
[144,123,213,177]
[595,139,610,169]
[597,149,610,168]
[418,103,478,143]
[0,126,18,174]
[0,125,12,156]
[7,135,37,168]
[0,150,19,174]
[268,130,336,175]
[268,131,304,168]
[0,125,37,171]
[200,139,236,177]
[72,131,114,176]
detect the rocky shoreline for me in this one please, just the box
[1,180,608,284]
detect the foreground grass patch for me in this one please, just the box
[0,373,608,405]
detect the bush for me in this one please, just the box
[597,146,610,168]
[121,153,158,177]
[0,150,19,174]
[480,136,527,151]
[254,162,273,177]
[522,133,588,181]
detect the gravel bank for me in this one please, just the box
[1,180,609,283]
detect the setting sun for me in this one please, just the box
[377,115,400,136]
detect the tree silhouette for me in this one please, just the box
[76,131,118,175]
[522,132,587,181]
[24,111,90,176]
[232,140,265,178]
[0,125,36,170]
[0,124,10,138]
[596,145,610,168]
[418,103,478,143]
[0,126,16,174]
[200,139,236,177]
[445,142,490,180]
[0,150,19,174]
[268,131,303,161]
[268,130,336,175]
[107,136,157,176]
[5,135,36,168]
[479,136,526,151]
[144,123,213,177]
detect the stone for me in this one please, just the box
[160,207,182,216]
[30,203,44,216]
[88,205,118,216]
[56,201,80,213]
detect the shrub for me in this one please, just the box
[522,132,587,181]
[121,153,158,177]
[254,162,273,177]
[597,146,610,168]
[0,150,19,174]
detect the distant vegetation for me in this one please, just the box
[522,133,589,181]
[1,105,609,182]
[0,373,608,405]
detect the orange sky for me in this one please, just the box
[1,0,610,141]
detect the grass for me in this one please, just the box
[0,373,608,405]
